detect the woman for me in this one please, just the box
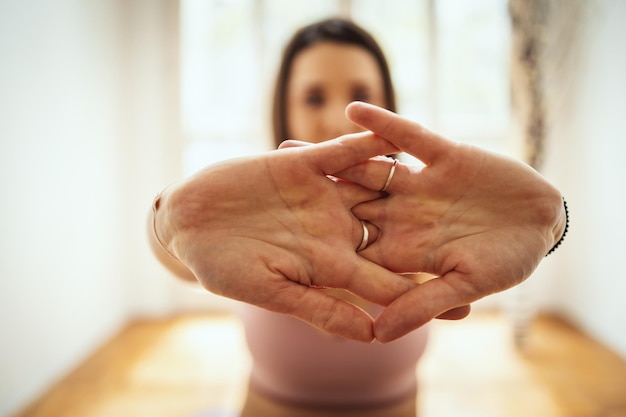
[148,16,567,416]
[239,18,429,409]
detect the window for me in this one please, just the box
[180,0,511,175]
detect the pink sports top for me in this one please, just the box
[238,301,429,407]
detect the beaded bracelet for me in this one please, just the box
[546,197,569,256]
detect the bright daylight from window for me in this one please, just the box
[180,0,511,175]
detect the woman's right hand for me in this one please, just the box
[151,131,416,342]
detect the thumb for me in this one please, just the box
[373,272,476,342]
[301,131,398,175]
[278,139,311,149]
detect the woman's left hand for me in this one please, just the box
[338,102,567,342]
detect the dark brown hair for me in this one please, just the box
[271,18,396,147]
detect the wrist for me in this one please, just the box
[152,186,179,260]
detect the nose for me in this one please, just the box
[321,101,361,140]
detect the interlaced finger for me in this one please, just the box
[345,102,454,166]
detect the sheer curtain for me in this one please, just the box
[507,0,588,347]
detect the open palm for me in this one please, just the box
[157,131,415,342]
[342,102,566,342]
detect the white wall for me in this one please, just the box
[0,1,184,415]
[0,1,126,415]
[536,0,626,358]
[0,1,127,415]
[117,0,187,317]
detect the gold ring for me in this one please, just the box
[381,159,398,192]
[357,220,369,252]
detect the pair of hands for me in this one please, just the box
[153,102,565,343]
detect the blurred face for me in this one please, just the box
[286,42,386,143]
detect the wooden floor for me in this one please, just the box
[14,311,626,417]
